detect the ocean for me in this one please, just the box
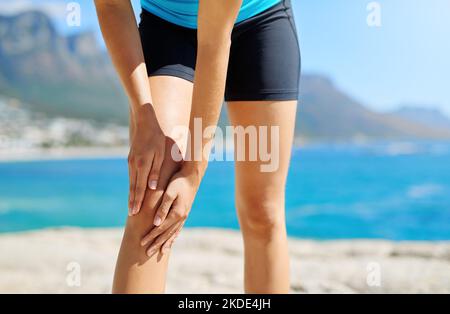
[0,142,449,240]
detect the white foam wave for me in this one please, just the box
[407,183,444,199]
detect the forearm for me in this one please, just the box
[182,0,242,179]
[183,40,232,176]
[95,0,152,117]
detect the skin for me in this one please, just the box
[113,76,192,293]
[228,100,297,293]
[95,0,165,216]
[140,0,244,257]
[95,0,297,293]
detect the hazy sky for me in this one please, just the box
[1,0,449,115]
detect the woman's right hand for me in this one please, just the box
[128,103,166,216]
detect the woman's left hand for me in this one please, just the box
[140,167,201,257]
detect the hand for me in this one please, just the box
[140,168,202,257]
[128,103,165,216]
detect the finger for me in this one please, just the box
[132,156,153,215]
[148,153,163,191]
[161,222,183,254]
[128,161,137,216]
[146,222,181,258]
[153,187,177,227]
[140,213,175,247]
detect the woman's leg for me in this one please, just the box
[227,100,297,294]
[113,76,192,293]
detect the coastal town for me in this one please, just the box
[0,97,129,159]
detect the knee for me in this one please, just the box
[236,190,285,241]
[124,192,162,240]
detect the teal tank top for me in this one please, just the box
[140,0,281,29]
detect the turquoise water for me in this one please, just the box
[1,142,449,240]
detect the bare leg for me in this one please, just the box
[227,100,297,294]
[113,76,192,293]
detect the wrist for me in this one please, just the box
[181,160,208,186]
[132,103,157,128]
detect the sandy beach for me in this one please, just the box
[0,228,448,293]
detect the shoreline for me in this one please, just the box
[0,146,129,163]
[1,225,449,243]
[0,227,449,293]
[2,140,450,163]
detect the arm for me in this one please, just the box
[95,0,151,111]
[183,0,243,177]
[95,0,165,215]
[141,0,243,256]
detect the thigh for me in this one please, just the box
[226,101,297,204]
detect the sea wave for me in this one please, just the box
[296,141,450,157]
[364,141,450,156]
[0,198,63,214]
[407,183,445,199]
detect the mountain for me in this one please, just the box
[391,106,450,131]
[0,10,128,123]
[296,75,450,140]
[1,10,449,141]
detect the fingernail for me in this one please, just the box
[147,248,156,257]
[149,180,157,190]
[133,204,140,215]
[153,216,162,226]
[140,239,148,246]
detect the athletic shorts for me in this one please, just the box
[138,0,301,101]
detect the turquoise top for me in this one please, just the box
[140,0,281,29]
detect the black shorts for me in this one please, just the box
[139,0,301,101]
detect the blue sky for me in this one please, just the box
[1,0,449,115]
